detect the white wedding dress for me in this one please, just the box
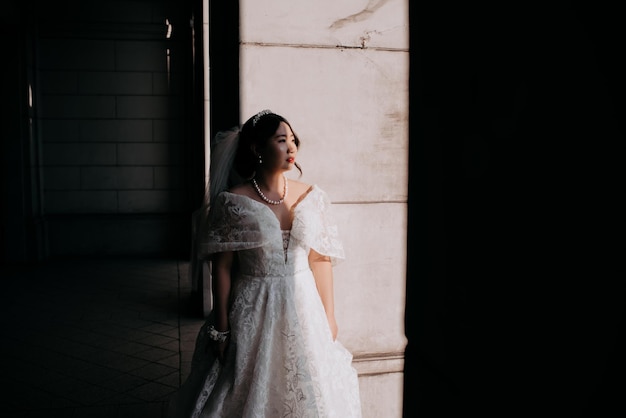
[168,186,362,418]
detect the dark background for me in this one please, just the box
[405,2,624,417]
[1,1,623,417]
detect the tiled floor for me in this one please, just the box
[0,258,205,418]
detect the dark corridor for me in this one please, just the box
[2,0,206,261]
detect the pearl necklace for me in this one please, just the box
[251,175,288,205]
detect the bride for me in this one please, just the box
[167,109,362,417]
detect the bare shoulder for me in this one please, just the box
[288,178,313,196]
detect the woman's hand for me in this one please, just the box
[212,338,230,362]
[206,323,230,362]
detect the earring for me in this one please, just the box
[258,155,263,164]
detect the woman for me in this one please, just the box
[168,110,362,417]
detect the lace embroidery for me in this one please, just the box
[191,362,221,418]
[282,230,290,262]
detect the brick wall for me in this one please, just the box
[36,1,195,256]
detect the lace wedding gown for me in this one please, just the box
[168,186,362,418]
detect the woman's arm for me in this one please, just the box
[211,250,234,359]
[309,249,338,340]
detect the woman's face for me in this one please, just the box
[259,122,297,172]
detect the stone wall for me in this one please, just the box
[236,1,409,415]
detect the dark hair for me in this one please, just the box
[233,111,302,179]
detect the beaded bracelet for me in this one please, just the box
[207,325,230,343]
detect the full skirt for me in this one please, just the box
[167,268,362,418]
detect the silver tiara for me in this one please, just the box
[252,109,272,126]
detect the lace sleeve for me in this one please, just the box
[291,187,345,266]
[198,193,267,257]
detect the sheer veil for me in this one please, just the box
[190,126,242,312]
[205,126,244,210]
